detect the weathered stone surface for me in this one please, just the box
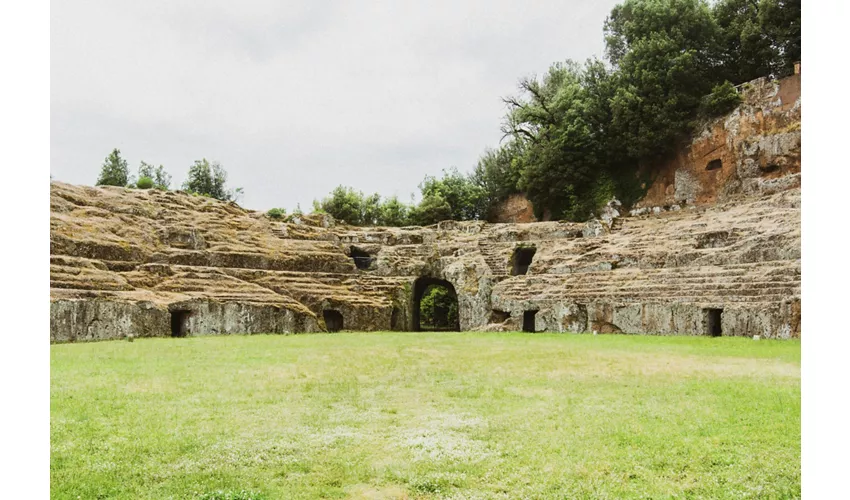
[635,73,801,211]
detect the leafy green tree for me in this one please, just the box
[361,193,382,226]
[471,141,525,216]
[409,192,453,226]
[605,0,720,161]
[713,0,800,83]
[138,161,172,190]
[96,148,130,187]
[700,81,743,118]
[182,159,240,201]
[760,0,800,77]
[419,285,458,329]
[502,61,610,220]
[377,196,411,226]
[419,168,488,222]
[314,186,367,225]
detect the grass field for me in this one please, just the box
[50,332,800,499]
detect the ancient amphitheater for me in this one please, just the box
[50,73,801,342]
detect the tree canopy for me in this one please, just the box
[182,159,242,202]
[95,148,130,187]
[137,161,172,190]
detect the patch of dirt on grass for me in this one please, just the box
[345,484,409,499]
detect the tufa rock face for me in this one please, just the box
[51,175,800,341]
[634,73,801,212]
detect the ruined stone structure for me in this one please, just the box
[50,73,801,342]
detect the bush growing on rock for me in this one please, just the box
[266,208,286,219]
[136,176,154,189]
[138,161,172,190]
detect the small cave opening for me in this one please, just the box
[522,310,538,333]
[323,309,344,332]
[706,159,723,171]
[705,308,723,337]
[412,277,460,332]
[760,163,780,174]
[350,246,373,270]
[170,310,191,338]
[511,246,537,276]
[490,310,511,323]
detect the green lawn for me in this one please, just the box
[51,332,800,499]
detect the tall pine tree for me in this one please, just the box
[96,148,130,187]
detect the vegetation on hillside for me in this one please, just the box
[312,0,800,225]
[93,152,243,202]
[182,158,243,202]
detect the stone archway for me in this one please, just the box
[412,277,460,331]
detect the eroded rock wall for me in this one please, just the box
[634,73,801,212]
[50,176,800,341]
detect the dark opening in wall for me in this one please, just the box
[323,309,344,332]
[350,246,373,270]
[412,277,460,332]
[170,310,191,337]
[761,163,780,174]
[706,159,723,171]
[490,310,510,323]
[706,308,723,337]
[511,246,537,276]
[522,310,538,333]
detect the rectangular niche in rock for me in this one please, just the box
[705,308,723,337]
[522,310,538,333]
[490,310,510,323]
[323,309,344,332]
[170,310,191,337]
[350,246,374,270]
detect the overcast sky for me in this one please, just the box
[51,0,619,211]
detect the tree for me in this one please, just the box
[361,192,382,226]
[96,148,129,187]
[760,0,800,77]
[471,141,525,218]
[314,186,367,225]
[419,285,458,329]
[182,159,240,201]
[501,61,610,220]
[713,0,800,83]
[605,0,721,161]
[377,196,411,226]
[138,161,172,190]
[418,168,488,222]
[409,192,452,226]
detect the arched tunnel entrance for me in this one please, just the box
[412,277,460,331]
